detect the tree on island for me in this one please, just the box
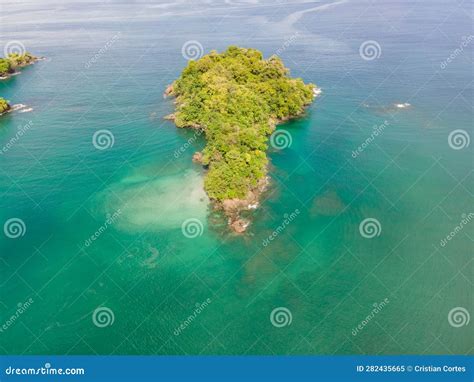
[167,46,317,231]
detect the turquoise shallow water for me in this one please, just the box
[0,0,472,355]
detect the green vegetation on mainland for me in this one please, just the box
[166,46,316,230]
[0,52,39,115]
[0,52,38,78]
[0,97,10,114]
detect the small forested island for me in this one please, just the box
[0,52,40,80]
[165,46,316,232]
[0,97,10,114]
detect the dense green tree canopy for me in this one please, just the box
[0,98,10,114]
[171,46,315,201]
[0,52,37,76]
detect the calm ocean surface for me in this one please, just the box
[0,0,472,354]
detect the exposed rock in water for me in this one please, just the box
[220,176,269,233]
[163,84,174,98]
[230,218,250,234]
[192,151,203,163]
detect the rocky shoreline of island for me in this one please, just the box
[164,46,317,233]
[0,52,43,81]
[0,52,42,116]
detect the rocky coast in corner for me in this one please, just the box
[0,52,42,115]
[164,46,318,233]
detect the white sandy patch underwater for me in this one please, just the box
[98,169,209,233]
